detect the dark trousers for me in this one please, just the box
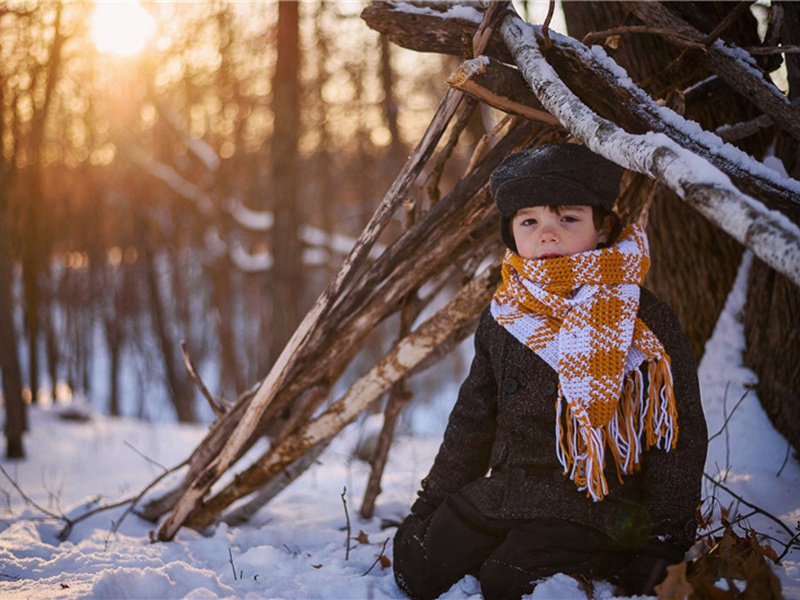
[393,493,641,600]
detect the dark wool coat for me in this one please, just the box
[413,288,708,552]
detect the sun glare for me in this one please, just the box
[91,1,156,57]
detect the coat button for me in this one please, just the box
[503,378,519,394]
[511,467,525,481]
[543,380,557,396]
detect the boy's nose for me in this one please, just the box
[539,225,558,242]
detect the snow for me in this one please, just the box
[1,250,798,599]
[391,2,483,25]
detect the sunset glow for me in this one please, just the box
[91,1,156,57]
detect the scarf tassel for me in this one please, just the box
[555,357,678,502]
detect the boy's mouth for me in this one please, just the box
[538,252,563,259]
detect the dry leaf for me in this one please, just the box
[60,583,70,589]
[378,554,391,569]
[655,562,693,600]
[355,530,370,545]
[312,564,323,569]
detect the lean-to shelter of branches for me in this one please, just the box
[139,1,800,540]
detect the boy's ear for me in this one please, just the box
[598,215,614,244]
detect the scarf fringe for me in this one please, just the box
[555,356,678,502]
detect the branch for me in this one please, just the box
[703,473,798,557]
[627,1,800,142]
[362,1,800,222]
[181,340,225,419]
[581,25,706,50]
[446,56,560,126]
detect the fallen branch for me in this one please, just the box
[362,537,391,576]
[183,260,501,531]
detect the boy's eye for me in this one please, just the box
[561,215,579,223]
[521,218,538,226]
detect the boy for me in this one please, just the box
[393,143,707,600]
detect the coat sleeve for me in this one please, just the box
[411,309,499,516]
[638,293,708,551]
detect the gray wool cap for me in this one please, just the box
[489,143,624,252]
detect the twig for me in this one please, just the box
[541,0,555,51]
[708,385,749,443]
[181,340,225,418]
[66,458,189,541]
[779,531,800,561]
[715,113,775,142]
[426,97,478,203]
[362,537,391,577]
[702,1,754,48]
[777,440,792,478]
[744,45,800,55]
[0,572,20,580]
[104,458,189,543]
[703,473,797,543]
[582,26,706,51]
[124,441,168,473]
[341,486,351,561]
[0,465,64,521]
[228,547,238,580]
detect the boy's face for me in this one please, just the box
[511,205,611,260]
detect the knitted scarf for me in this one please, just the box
[490,224,677,501]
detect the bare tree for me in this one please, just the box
[269,1,305,366]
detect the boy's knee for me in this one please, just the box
[392,513,442,600]
[479,558,536,600]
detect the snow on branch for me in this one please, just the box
[501,16,800,288]
[131,148,217,219]
[628,1,800,143]
[153,100,221,173]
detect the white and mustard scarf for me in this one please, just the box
[490,224,677,501]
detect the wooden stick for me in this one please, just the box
[180,341,225,419]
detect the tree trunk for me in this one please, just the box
[743,1,800,455]
[269,1,304,367]
[141,226,196,423]
[0,238,25,459]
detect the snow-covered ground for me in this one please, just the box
[0,252,798,599]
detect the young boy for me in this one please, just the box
[393,143,708,600]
